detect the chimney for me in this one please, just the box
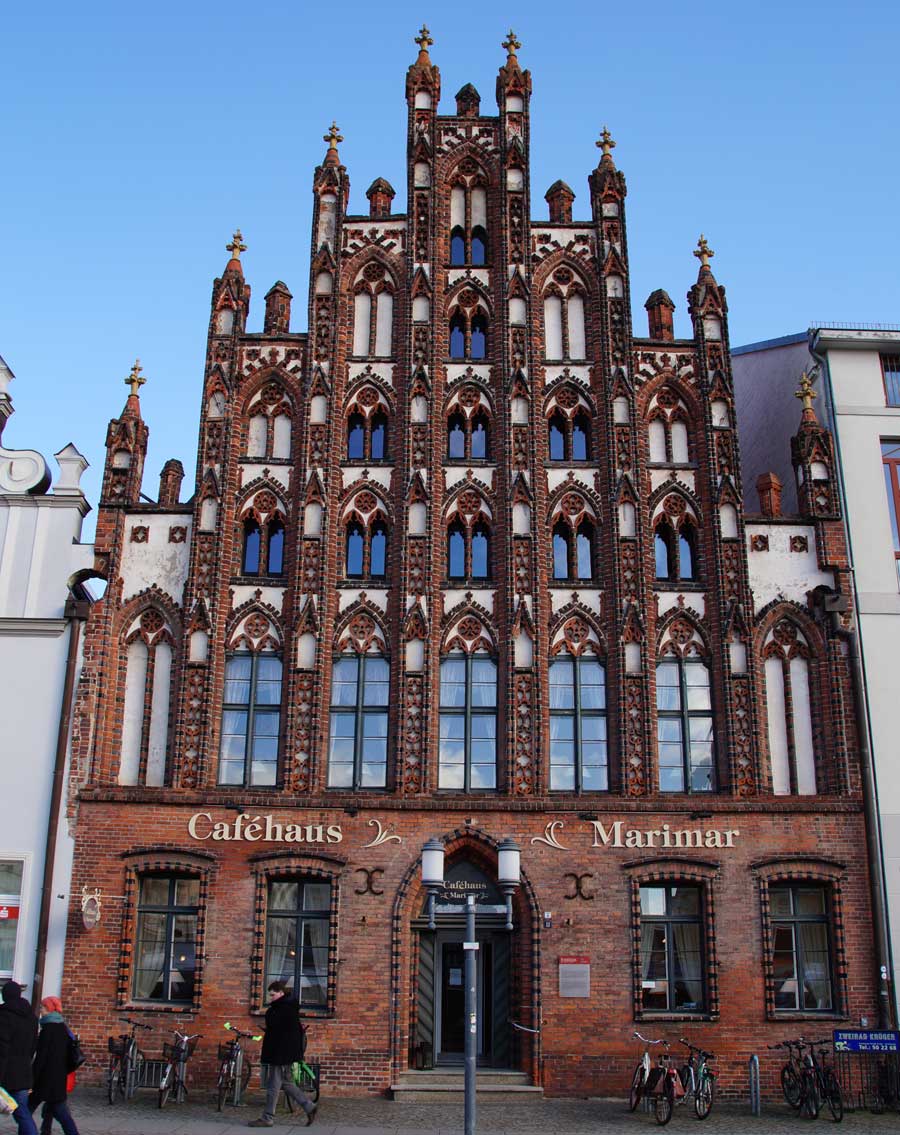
[158,459,185,507]
[455,83,481,117]
[264,282,293,334]
[366,178,395,219]
[756,472,783,518]
[545,180,575,224]
[644,289,676,342]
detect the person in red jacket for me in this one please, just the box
[28,997,80,1135]
[0,981,38,1135]
[248,981,316,1127]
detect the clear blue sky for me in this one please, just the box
[2,0,898,525]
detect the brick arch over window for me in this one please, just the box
[243,378,294,461]
[345,384,391,462]
[756,605,833,796]
[445,485,493,580]
[238,486,289,578]
[446,156,491,267]
[445,382,493,460]
[753,858,849,1020]
[549,611,605,657]
[341,487,390,580]
[548,489,599,582]
[349,260,398,358]
[226,605,283,654]
[333,605,389,655]
[116,849,216,1010]
[118,602,179,789]
[390,826,542,1085]
[545,382,594,462]
[651,490,700,583]
[643,383,695,465]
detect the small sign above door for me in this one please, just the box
[559,957,591,998]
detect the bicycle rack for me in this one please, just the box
[748,1054,760,1116]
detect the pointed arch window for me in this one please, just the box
[328,654,389,789]
[543,283,588,361]
[347,413,365,460]
[346,405,389,462]
[244,387,293,460]
[549,651,608,791]
[242,509,287,578]
[447,406,491,461]
[266,517,285,576]
[243,519,261,575]
[654,519,698,582]
[370,412,387,460]
[119,617,173,788]
[448,521,466,578]
[448,308,489,361]
[447,516,490,581]
[551,515,595,581]
[449,313,466,359]
[470,313,488,359]
[219,652,283,787]
[547,406,592,461]
[548,414,566,461]
[764,622,818,796]
[656,656,715,793]
[346,522,364,577]
[449,181,489,266]
[648,394,692,464]
[471,522,489,577]
[439,653,497,790]
[344,516,388,580]
[352,279,395,358]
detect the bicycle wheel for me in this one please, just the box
[628,1063,646,1111]
[241,1058,253,1097]
[158,1063,173,1109]
[695,1071,714,1119]
[107,1056,124,1104]
[824,1071,843,1123]
[655,1076,675,1126]
[782,1063,802,1110]
[800,1069,820,1119]
[217,1061,234,1111]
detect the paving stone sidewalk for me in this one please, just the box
[4,1089,899,1135]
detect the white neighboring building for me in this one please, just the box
[0,353,95,1002]
[733,324,900,1018]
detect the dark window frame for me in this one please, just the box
[638,883,707,1015]
[264,878,332,1011]
[219,651,283,788]
[656,655,716,793]
[881,440,900,586]
[769,883,835,1014]
[654,520,698,582]
[548,652,608,792]
[438,653,498,792]
[133,875,199,1004]
[327,653,390,790]
[881,354,900,407]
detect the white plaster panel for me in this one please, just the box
[240,464,290,492]
[119,514,192,606]
[543,365,590,386]
[745,524,834,611]
[446,364,491,386]
[444,589,494,615]
[549,588,601,613]
[546,468,593,494]
[339,589,387,613]
[649,469,696,494]
[444,466,495,491]
[657,592,706,619]
[537,227,591,247]
[349,363,394,386]
[231,585,286,612]
[448,269,490,288]
[341,467,392,490]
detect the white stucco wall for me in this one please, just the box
[745,523,834,609]
[118,513,192,605]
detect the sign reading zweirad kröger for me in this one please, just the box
[186,812,740,850]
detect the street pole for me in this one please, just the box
[464,893,478,1135]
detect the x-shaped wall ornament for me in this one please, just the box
[355,867,385,896]
[563,872,595,901]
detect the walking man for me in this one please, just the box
[0,981,39,1135]
[249,980,316,1127]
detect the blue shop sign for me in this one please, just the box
[833,1030,900,1053]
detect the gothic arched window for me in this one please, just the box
[243,519,261,576]
[448,521,466,578]
[449,181,489,266]
[449,313,466,359]
[470,313,488,359]
[549,414,566,461]
[267,517,285,576]
[219,652,283,787]
[347,413,365,460]
[370,520,387,578]
[549,650,608,791]
[471,522,489,578]
[328,653,390,789]
[448,413,466,460]
[447,405,491,461]
[346,521,365,578]
[370,412,387,461]
[656,655,715,793]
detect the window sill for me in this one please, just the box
[241,456,293,465]
[340,459,393,466]
[339,578,388,587]
[550,579,597,586]
[769,1011,847,1023]
[121,1002,198,1015]
[232,575,288,586]
[444,578,494,587]
[635,1011,717,1023]
[652,580,705,591]
[445,459,494,466]
[647,461,699,471]
[544,460,595,467]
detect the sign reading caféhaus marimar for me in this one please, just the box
[186,812,740,851]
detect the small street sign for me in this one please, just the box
[833,1030,900,1053]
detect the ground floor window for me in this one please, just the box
[0,860,23,979]
[265,879,331,1009]
[133,876,199,1002]
[770,883,833,1012]
[639,884,705,1013]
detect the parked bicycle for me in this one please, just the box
[771,1038,807,1111]
[629,1031,679,1125]
[157,1028,201,1109]
[107,1017,153,1103]
[677,1038,716,1119]
[805,1037,844,1122]
[217,1022,260,1110]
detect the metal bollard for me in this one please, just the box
[748,1054,761,1116]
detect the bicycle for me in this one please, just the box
[158,1028,201,1108]
[217,1022,260,1110]
[806,1037,843,1123]
[107,1017,153,1103]
[629,1031,679,1125]
[770,1038,806,1111]
[677,1038,716,1120]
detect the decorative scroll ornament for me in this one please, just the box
[362,818,402,848]
[531,820,568,850]
[81,887,102,930]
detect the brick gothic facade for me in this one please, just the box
[64,34,878,1100]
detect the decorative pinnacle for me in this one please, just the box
[124,359,146,399]
[414,24,433,55]
[694,234,714,269]
[596,126,616,158]
[502,29,521,57]
[795,371,818,415]
[226,229,247,261]
[324,121,343,152]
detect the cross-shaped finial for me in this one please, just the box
[502,29,521,56]
[124,359,146,398]
[794,371,818,413]
[596,126,616,157]
[226,229,247,260]
[694,234,714,269]
[414,24,433,53]
[324,121,343,151]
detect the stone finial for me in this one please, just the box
[226,229,247,263]
[502,29,521,59]
[694,234,714,270]
[53,444,89,495]
[124,359,146,399]
[414,24,433,59]
[757,472,783,518]
[795,371,818,421]
[596,126,616,160]
[324,121,343,152]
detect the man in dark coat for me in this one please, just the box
[248,980,316,1127]
[0,980,38,1135]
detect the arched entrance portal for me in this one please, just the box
[413,860,514,1068]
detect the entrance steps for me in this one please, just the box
[390,1068,542,1102]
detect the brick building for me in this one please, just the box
[63,31,884,1099]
